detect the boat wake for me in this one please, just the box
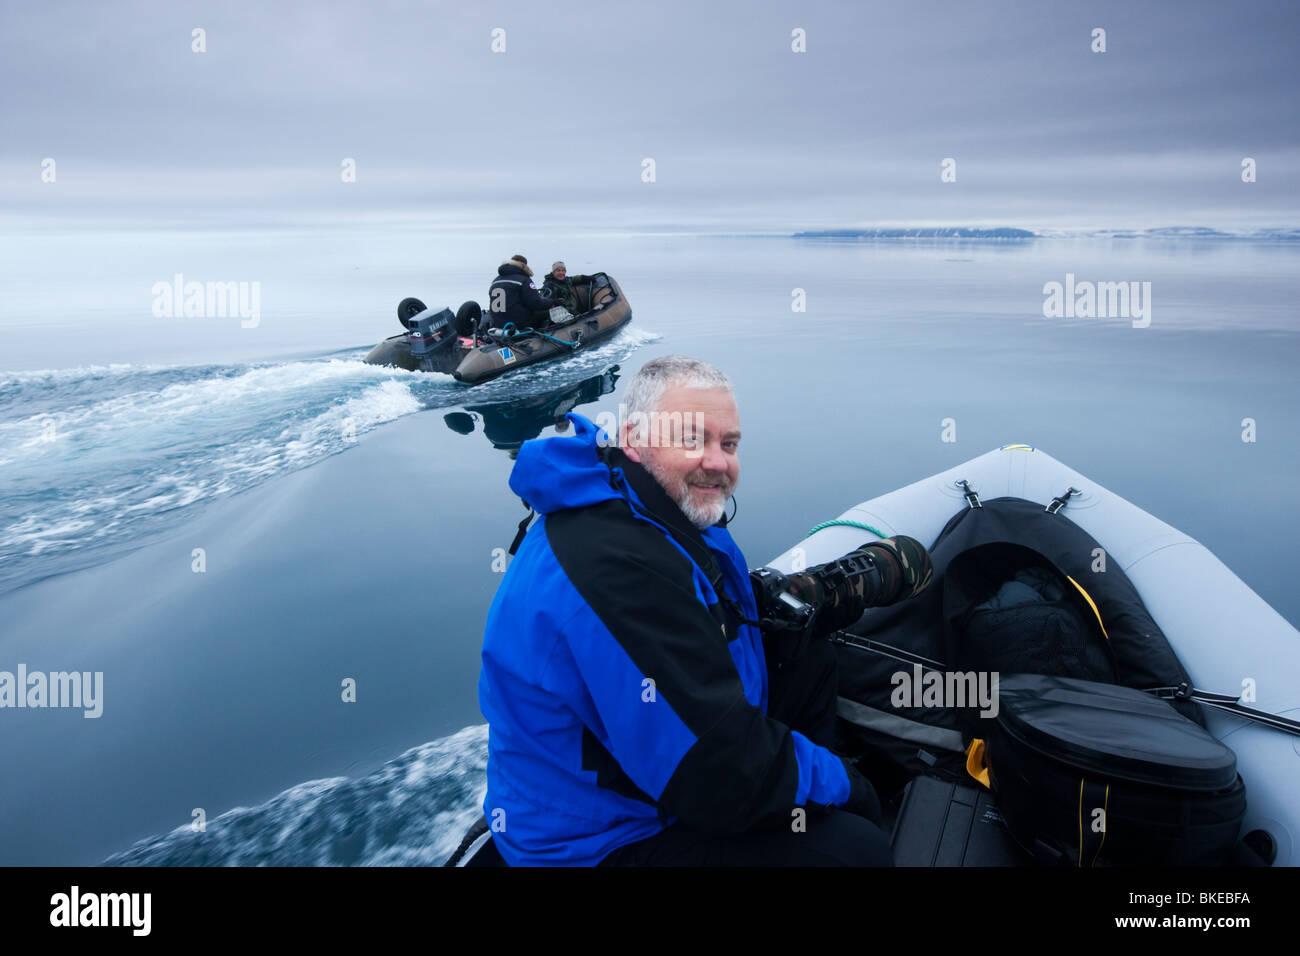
[104,724,488,866]
[0,358,426,594]
[0,327,656,595]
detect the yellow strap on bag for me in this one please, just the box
[965,738,991,789]
[1065,574,1109,641]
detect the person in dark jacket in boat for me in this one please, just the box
[486,255,555,332]
[541,261,590,315]
[477,355,933,866]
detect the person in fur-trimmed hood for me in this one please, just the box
[487,255,555,331]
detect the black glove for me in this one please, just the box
[838,759,884,824]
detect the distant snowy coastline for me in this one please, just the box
[793,226,1300,241]
[796,227,1035,239]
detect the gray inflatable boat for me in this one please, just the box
[448,444,1299,866]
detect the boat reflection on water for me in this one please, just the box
[443,366,620,457]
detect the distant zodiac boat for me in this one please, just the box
[363,273,632,384]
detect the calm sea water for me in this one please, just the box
[1,227,1296,864]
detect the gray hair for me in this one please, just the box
[620,355,733,446]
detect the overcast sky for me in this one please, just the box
[3,0,1298,231]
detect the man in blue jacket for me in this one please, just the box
[478,355,929,865]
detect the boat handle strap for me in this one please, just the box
[1046,486,1081,514]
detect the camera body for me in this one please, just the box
[749,567,815,632]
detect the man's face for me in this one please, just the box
[621,385,741,529]
[553,266,566,279]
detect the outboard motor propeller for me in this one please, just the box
[406,307,459,371]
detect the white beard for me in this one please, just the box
[640,456,734,530]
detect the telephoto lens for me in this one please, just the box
[783,536,934,634]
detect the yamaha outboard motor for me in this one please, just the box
[406,307,459,372]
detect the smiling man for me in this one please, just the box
[477,355,907,866]
[541,261,590,315]
[620,379,740,530]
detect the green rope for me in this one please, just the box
[806,518,887,539]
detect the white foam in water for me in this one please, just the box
[0,358,438,591]
[0,327,652,591]
[280,378,422,463]
[1,360,409,452]
[0,363,173,386]
[103,723,490,866]
[5,515,98,556]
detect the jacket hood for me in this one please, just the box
[508,412,622,514]
[509,412,734,543]
[508,410,740,604]
[499,260,533,278]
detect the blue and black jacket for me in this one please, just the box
[478,412,855,866]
